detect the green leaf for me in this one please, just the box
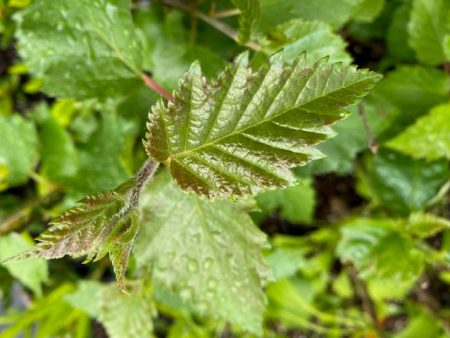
[255,179,315,224]
[305,103,389,175]
[370,66,450,115]
[366,149,449,216]
[0,232,48,296]
[134,172,271,334]
[264,247,306,280]
[69,110,130,195]
[408,0,450,65]
[351,0,385,23]
[98,283,154,338]
[263,19,351,65]
[394,308,444,338]
[289,0,364,28]
[146,53,381,199]
[11,180,140,290]
[386,3,416,62]
[14,0,143,99]
[0,284,76,338]
[406,212,450,239]
[388,103,450,160]
[39,112,79,184]
[337,218,424,299]
[258,0,297,29]
[135,8,226,91]
[231,0,260,44]
[64,281,105,318]
[0,114,38,190]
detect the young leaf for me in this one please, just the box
[408,0,450,65]
[146,53,381,199]
[99,283,154,338]
[9,180,140,290]
[231,0,260,44]
[134,172,272,334]
[387,103,450,160]
[263,19,351,64]
[14,0,143,99]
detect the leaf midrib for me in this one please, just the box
[170,75,375,160]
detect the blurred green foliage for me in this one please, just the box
[0,0,450,337]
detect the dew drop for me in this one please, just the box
[207,277,217,288]
[203,258,213,270]
[187,259,199,272]
[179,288,193,300]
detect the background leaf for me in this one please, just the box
[408,0,450,65]
[365,149,449,216]
[231,0,260,44]
[0,115,37,190]
[14,0,144,99]
[337,218,424,299]
[369,65,450,116]
[0,232,48,296]
[254,179,315,224]
[388,103,450,160]
[98,283,154,338]
[262,19,351,65]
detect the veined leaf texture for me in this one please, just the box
[146,52,381,198]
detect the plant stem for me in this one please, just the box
[142,73,175,102]
[358,102,378,154]
[118,159,160,218]
[161,0,260,51]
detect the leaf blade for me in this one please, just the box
[146,53,381,198]
[134,172,271,334]
[14,0,143,99]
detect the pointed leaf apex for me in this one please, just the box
[234,51,250,66]
[188,61,202,76]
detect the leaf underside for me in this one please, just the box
[146,52,381,199]
[11,181,138,290]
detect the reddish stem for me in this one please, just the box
[142,74,175,102]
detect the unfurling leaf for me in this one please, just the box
[231,0,260,44]
[146,52,381,199]
[134,172,272,334]
[9,180,139,290]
